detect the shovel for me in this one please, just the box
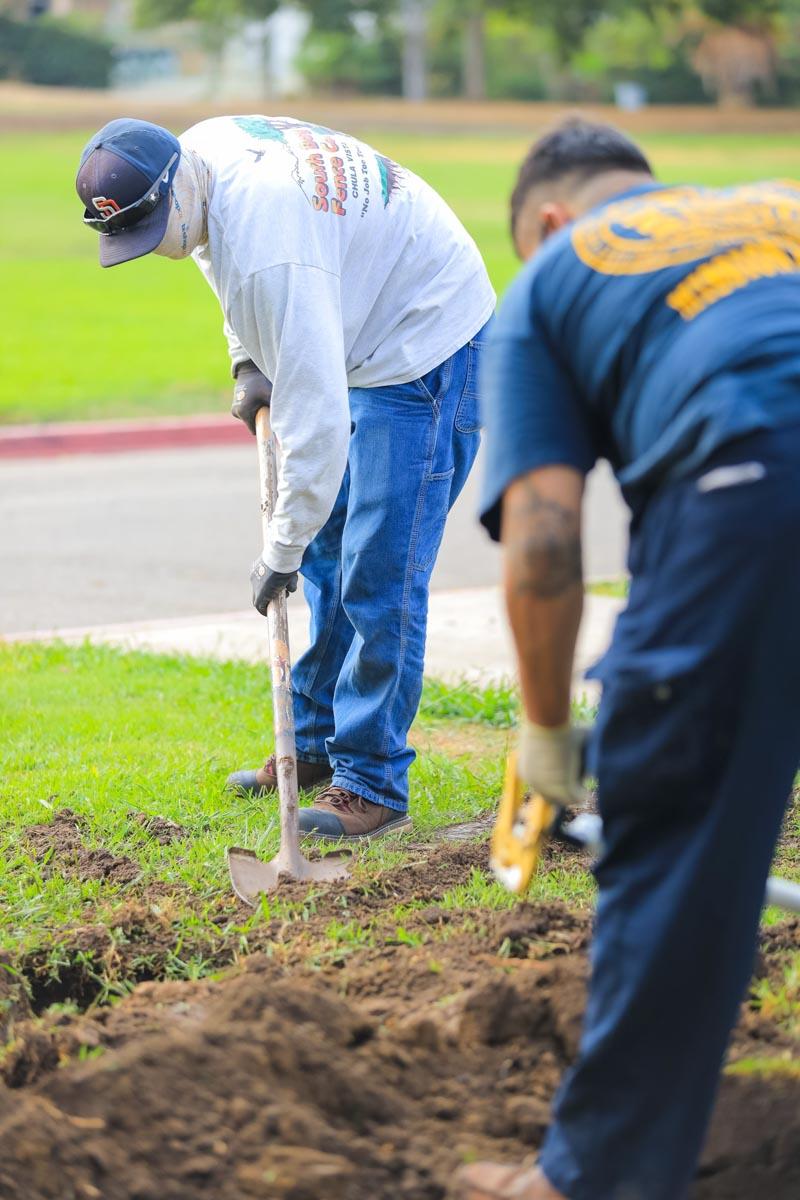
[227,406,350,905]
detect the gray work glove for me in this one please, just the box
[250,555,298,616]
[517,720,591,808]
[232,360,272,435]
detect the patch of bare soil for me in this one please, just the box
[129,811,188,845]
[24,809,141,887]
[11,842,512,1015]
[773,789,800,878]
[11,841,506,1018]
[13,895,193,1018]
[1,841,798,1199]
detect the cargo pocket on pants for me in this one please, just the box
[591,648,729,815]
[412,469,455,572]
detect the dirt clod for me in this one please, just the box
[130,811,188,844]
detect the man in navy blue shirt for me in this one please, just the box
[457,119,800,1200]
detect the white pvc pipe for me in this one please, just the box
[560,814,800,916]
[765,876,800,914]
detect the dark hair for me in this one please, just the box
[510,117,653,241]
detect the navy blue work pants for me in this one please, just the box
[540,424,800,1200]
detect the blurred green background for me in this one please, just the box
[3,127,800,425]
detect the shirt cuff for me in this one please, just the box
[230,350,251,379]
[265,537,304,575]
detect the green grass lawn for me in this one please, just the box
[3,129,800,424]
[0,641,605,1005]
[1,641,796,1031]
[0,642,602,965]
[0,641,570,971]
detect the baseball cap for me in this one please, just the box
[76,118,181,268]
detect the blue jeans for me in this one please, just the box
[540,424,800,1200]
[290,325,489,811]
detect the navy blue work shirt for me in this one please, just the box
[480,180,800,538]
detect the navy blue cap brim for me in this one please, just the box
[97,195,170,268]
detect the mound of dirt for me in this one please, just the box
[1,949,798,1200]
[24,809,140,886]
[3,840,796,1195]
[0,958,566,1200]
[3,841,798,1199]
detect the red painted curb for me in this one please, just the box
[0,414,252,459]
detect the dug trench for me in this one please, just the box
[1,834,798,1199]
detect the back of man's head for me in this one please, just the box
[510,118,654,253]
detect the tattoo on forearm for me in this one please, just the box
[506,481,582,599]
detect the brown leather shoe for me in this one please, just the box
[454,1164,564,1200]
[225,754,332,798]
[298,785,412,842]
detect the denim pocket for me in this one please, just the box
[413,468,455,572]
[416,355,454,410]
[455,337,484,434]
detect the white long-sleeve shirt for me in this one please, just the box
[181,115,495,573]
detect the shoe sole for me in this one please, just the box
[301,814,413,843]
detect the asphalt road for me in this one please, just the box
[0,445,628,634]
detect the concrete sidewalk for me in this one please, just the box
[5,587,624,698]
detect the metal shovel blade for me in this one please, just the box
[227,845,351,906]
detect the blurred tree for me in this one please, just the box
[434,0,527,100]
[686,1,781,105]
[401,0,428,99]
[536,0,783,106]
[134,0,800,106]
[136,0,279,93]
[137,0,239,90]
[448,0,668,100]
[570,3,703,101]
[294,0,378,30]
[699,0,780,21]
[237,0,281,92]
[297,18,402,93]
[510,0,647,60]
[0,13,113,87]
[461,0,487,99]
[296,0,427,98]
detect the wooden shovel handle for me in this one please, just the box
[255,406,302,871]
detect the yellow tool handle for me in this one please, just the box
[490,752,558,895]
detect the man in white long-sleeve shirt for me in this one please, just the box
[77,115,494,839]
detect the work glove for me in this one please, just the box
[250,556,298,615]
[517,719,591,809]
[231,360,272,435]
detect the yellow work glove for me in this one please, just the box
[517,719,591,808]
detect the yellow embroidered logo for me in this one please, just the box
[667,240,799,320]
[571,183,800,318]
